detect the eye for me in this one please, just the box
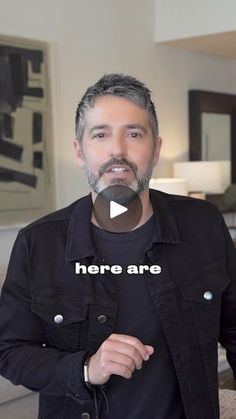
[92,132,106,139]
[128,131,142,138]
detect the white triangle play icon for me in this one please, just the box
[110,201,128,219]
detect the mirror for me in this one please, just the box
[201,113,231,161]
[189,90,236,184]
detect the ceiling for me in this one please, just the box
[160,31,236,60]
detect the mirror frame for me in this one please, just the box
[189,90,236,183]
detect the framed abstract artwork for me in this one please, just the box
[0,34,55,226]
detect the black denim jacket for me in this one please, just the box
[0,189,235,419]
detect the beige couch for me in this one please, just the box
[0,377,38,419]
[219,389,236,418]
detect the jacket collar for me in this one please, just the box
[65,194,95,262]
[149,188,181,245]
[65,189,181,262]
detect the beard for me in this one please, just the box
[82,155,156,194]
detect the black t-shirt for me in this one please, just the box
[91,216,185,419]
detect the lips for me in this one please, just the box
[105,165,130,173]
[99,158,138,178]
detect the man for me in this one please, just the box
[0,74,235,419]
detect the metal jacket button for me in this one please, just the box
[54,314,64,324]
[97,314,107,324]
[203,291,213,301]
[81,413,90,419]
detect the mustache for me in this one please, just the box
[98,158,138,177]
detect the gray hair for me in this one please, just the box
[75,73,159,143]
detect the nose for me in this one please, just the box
[109,134,127,157]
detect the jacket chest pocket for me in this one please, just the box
[31,291,88,351]
[177,262,230,343]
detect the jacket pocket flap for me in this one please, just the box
[178,271,230,304]
[31,291,88,326]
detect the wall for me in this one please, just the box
[0,0,236,266]
[155,0,236,42]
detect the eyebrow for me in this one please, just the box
[89,124,147,135]
[125,124,147,134]
[89,125,110,134]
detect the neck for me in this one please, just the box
[90,187,153,230]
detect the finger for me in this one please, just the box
[101,349,138,372]
[101,360,133,380]
[103,339,143,368]
[145,345,155,357]
[107,334,149,362]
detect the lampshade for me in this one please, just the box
[150,178,188,196]
[173,161,225,194]
[220,160,231,190]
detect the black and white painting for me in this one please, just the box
[0,35,54,225]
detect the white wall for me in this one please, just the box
[0,0,236,266]
[155,0,236,42]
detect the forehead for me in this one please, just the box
[84,95,150,128]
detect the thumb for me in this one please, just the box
[145,345,155,355]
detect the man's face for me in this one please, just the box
[74,95,162,194]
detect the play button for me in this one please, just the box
[93,185,142,232]
[110,201,128,219]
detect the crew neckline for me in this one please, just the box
[91,214,155,242]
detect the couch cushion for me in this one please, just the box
[219,389,236,419]
[0,376,32,404]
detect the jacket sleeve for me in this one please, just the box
[0,231,94,405]
[219,216,236,378]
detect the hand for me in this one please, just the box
[86,333,154,385]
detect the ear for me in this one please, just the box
[152,136,162,167]
[73,138,85,167]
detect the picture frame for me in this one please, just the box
[0,34,55,226]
